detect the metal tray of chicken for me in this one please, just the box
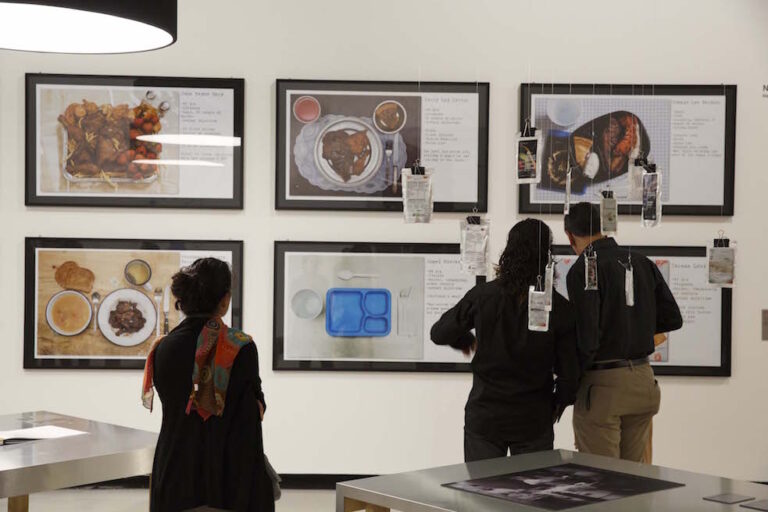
[58,125,159,184]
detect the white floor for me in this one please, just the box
[0,488,336,511]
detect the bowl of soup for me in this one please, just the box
[46,290,93,336]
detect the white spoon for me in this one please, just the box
[337,270,379,281]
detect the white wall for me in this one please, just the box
[1,0,768,482]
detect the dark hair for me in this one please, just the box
[564,202,601,237]
[171,258,232,316]
[496,219,552,298]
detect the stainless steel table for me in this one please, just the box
[0,411,157,512]
[337,450,768,512]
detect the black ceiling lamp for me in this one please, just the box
[0,0,177,53]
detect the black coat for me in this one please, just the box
[150,317,275,512]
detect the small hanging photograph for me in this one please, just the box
[460,217,490,276]
[515,133,542,184]
[708,244,735,287]
[600,191,618,235]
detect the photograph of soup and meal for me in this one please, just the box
[24,238,242,369]
[273,241,484,372]
[551,246,731,376]
[27,74,244,209]
[276,80,490,212]
[518,84,736,216]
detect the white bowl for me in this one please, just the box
[546,98,582,127]
[291,289,323,320]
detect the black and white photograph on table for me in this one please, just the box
[518,83,737,216]
[276,79,490,212]
[444,463,684,511]
[552,245,732,376]
[273,241,485,372]
[26,74,245,209]
[24,237,243,370]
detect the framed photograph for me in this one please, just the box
[276,79,489,212]
[26,74,245,209]
[519,84,737,216]
[552,245,732,376]
[24,238,243,370]
[273,241,484,372]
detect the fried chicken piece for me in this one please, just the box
[346,129,369,154]
[58,114,85,144]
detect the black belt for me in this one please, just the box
[589,357,649,371]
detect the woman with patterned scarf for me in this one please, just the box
[142,258,274,511]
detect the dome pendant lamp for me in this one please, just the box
[0,0,177,53]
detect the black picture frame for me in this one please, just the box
[273,241,484,372]
[26,73,245,209]
[24,237,244,370]
[519,83,737,216]
[552,245,732,377]
[276,79,490,212]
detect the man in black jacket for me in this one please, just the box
[564,202,683,462]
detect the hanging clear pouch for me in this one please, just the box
[708,238,735,288]
[460,216,490,276]
[628,158,646,201]
[402,165,433,223]
[624,264,635,306]
[585,250,598,291]
[564,168,572,214]
[600,190,618,236]
[515,129,543,184]
[641,169,662,227]
[544,261,555,312]
[528,285,550,332]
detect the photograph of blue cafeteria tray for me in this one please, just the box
[326,288,391,337]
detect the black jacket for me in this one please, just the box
[431,280,580,441]
[150,317,274,512]
[566,237,684,371]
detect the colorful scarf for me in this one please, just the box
[142,318,253,421]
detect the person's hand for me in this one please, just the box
[461,338,478,357]
[258,400,265,421]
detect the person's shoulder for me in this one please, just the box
[227,327,254,346]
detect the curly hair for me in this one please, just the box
[171,257,232,316]
[495,219,553,298]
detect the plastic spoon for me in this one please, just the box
[337,270,379,281]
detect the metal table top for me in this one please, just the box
[0,411,157,498]
[337,450,768,512]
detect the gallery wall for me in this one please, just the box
[1,0,768,480]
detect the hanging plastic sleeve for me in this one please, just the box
[600,190,618,236]
[460,215,490,276]
[621,257,635,307]
[708,235,735,288]
[585,248,598,291]
[402,162,433,223]
[528,285,550,332]
[628,156,647,201]
[641,165,662,227]
[564,168,572,214]
[544,257,555,312]
[515,121,543,184]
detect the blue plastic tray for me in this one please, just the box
[326,288,391,337]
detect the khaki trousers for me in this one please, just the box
[573,363,661,463]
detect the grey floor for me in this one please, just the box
[0,488,336,511]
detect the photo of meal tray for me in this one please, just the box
[27,239,242,369]
[539,111,651,193]
[314,117,383,188]
[97,288,157,347]
[58,97,167,185]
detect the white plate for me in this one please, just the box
[98,288,157,347]
[313,117,383,189]
[45,290,93,337]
